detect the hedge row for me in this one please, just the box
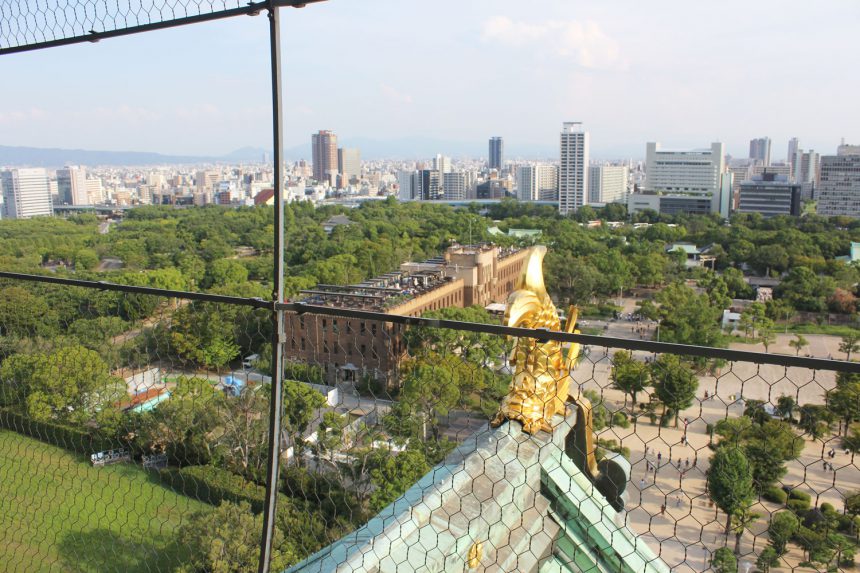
[158,464,270,513]
[0,407,117,455]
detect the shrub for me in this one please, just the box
[0,406,117,455]
[158,464,266,512]
[611,411,631,429]
[789,490,812,503]
[787,498,811,514]
[762,486,788,505]
[820,502,836,513]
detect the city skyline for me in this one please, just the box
[0,1,857,160]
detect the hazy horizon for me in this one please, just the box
[1,0,857,161]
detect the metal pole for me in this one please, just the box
[259,3,286,571]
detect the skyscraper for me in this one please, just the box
[312,130,338,186]
[558,122,589,215]
[817,152,860,217]
[442,172,467,201]
[56,166,88,205]
[1,168,53,219]
[416,170,441,201]
[749,137,771,166]
[434,154,452,174]
[787,137,799,168]
[489,137,504,171]
[588,165,629,204]
[337,147,361,188]
[397,170,416,201]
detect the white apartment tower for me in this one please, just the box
[588,165,629,204]
[817,152,860,217]
[558,122,589,215]
[56,166,88,205]
[442,172,467,201]
[517,164,558,202]
[1,168,53,219]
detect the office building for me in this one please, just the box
[312,130,338,186]
[817,153,860,217]
[794,148,819,200]
[558,122,589,215]
[476,179,506,199]
[787,137,799,169]
[489,137,504,171]
[56,166,88,205]
[838,143,860,157]
[433,154,452,175]
[588,164,628,204]
[442,172,467,201]
[416,169,441,201]
[397,170,416,201]
[518,164,558,202]
[629,141,725,216]
[337,148,361,188]
[1,168,53,219]
[737,171,801,217]
[749,137,771,166]
[86,178,104,204]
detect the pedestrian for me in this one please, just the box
[685,458,690,468]
[657,452,662,463]
[676,495,682,508]
[823,461,828,471]
[660,504,666,515]
[645,445,649,456]
[640,478,646,490]
[704,390,709,400]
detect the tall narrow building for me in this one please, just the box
[56,166,88,205]
[312,130,338,186]
[558,122,589,215]
[1,168,53,219]
[489,137,504,171]
[337,147,361,188]
[787,137,799,169]
[588,164,629,204]
[749,137,771,166]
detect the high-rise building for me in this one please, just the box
[416,169,441,201]
[337,148,361,188]
[442,172,467,201]
[396,170,416,201]
[629,142,726,216]
[817,152,860,217]
[737,171,801,218]
[517,164,559,202]
[489,137,504,171]
[787,137,799,168]
[434,154,452,175]
[56,166,88,205]
[749,137,771,166]
[312,130,338,186]
[793,149,819,185]
[1,168,53,219]
[86,178,104,204]
[558,122,589,215]
[838,143,860,157]
[587,164,629,204]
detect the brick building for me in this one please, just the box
[284,244,531,385]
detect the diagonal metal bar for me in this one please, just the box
[279,302,860,373]
[0,270,269,307]
[0,0,327,55]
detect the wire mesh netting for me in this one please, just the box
[0,0,250,53]
[2,274,860,572]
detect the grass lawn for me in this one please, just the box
[0,430,211,572]
[788,323,860,337]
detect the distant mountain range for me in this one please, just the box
[0,139,567,168]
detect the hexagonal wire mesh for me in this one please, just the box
[275,306,860,573]
[0,0,248,53]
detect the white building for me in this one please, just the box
[434,154,452,174]
[337,148,361,187]
[1,168,53,219]
[630,141,726,216]
[56,166,88,205]
[587,164,628,204]
[558,122,589,215]
[517,164,558,201]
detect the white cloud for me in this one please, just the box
[481,16,625,70]
[380,83,414,105]
[0,108,48,123]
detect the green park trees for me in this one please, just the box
[708,447,756,552]
[611,350,650,412]
[650,354,698,427]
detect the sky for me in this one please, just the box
[1,0,859,160]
